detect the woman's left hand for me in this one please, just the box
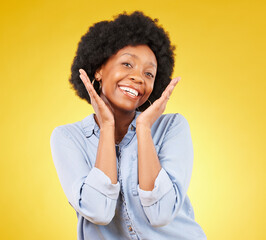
[136,77,181,129]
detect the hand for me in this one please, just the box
[136,77,181,129]
[79,69,115,128]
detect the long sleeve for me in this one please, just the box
[50,126,120,225]
[137,114,194,227]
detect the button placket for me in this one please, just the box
[131,151,139,196]
[118,148,138,240]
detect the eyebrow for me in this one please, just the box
[120,53,157,69]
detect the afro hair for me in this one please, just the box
[69,11,175,111]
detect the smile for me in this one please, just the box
[119,86,139,98]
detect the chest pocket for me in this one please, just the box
[131,144,161,196]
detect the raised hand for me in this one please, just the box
[136,77,181,129]
[79,69,115,128]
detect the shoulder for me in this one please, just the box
[153,113,190,132]
[150,113,192,146]
[51,121,82,141]
[50,114,95,145]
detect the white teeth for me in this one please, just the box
[119,86,139,96]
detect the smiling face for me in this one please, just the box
[95,45,157,113]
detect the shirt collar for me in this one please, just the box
[81,111,141,138]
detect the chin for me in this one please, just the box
[115,103,139,113]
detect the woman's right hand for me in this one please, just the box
[79,69,115,128]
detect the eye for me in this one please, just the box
[122,62,132,68]
[145,72,154,78]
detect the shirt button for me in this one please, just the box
[132,190,138,195]
[129,226,133,232]
[131,125,134,131]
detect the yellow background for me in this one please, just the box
[1,0,265,239]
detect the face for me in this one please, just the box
[95,45,157,113]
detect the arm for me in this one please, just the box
[136,77,185,227]
[79,69,117,184]
[50,127,119,225]
[50,69,119,225]
[136,125,161,191]
[137,114,194,227]
[95,125,117,184]
[136,76,180,191]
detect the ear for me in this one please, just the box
[94,66,103,82]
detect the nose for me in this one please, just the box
[129,72,144,84]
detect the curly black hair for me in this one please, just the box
[69,11,175,111]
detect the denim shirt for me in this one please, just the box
[50,111,207,240]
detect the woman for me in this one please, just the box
[50,11,206,240]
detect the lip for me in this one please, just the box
[118,84,143,96]
[118,85,142,100]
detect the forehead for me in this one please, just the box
[114,45,157,65]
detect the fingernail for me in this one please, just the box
[173,78,179,84]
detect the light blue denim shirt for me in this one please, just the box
[50,111,206,240]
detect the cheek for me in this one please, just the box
[113,70,126,80]
[146,81,155,95]
[102,68,127,86]
[101,71,126,95]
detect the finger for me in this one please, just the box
[79,74,100,106]
[79,69,96,91]
[79,69,102,99]
[161,78,179,99]
[79,73,105,109]
[149,77,181,113]
[161,85,174,101]
[79,69,90,81]
[78,69,97,95]
[173,76,181,84]
[162,77,181,99]
[167,77,181,91]
[79,73,93,94]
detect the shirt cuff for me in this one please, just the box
[85,167,120,200]
[138,168,173,207]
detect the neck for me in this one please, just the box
[113,109,136,144]
[97,93,137,144]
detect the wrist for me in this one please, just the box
[100,124,115,132]
[136,123,151,134]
